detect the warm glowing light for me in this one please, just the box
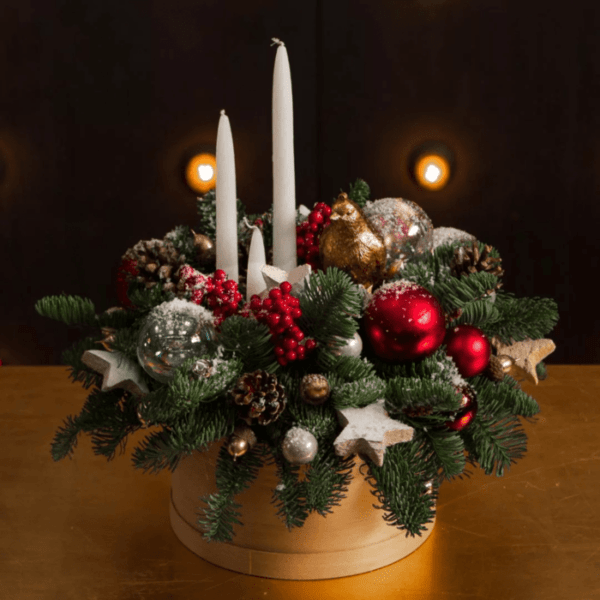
[186,153,217,194]
[414,153,450,190]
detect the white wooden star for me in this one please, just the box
[261,263,312,297]
[81,350,149,397]
[491,337,556,385]
[333,399,414,467]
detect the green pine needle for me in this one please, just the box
[347,178,371,208]
[35,294,97,326]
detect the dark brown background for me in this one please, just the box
[0,0,597,365]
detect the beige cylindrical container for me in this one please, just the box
[170,439,435,579]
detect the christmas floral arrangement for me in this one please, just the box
[35,179,559,543]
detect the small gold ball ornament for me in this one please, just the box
[191,230,216,266]
[227,423,258,460]
[300,374,330,405]
[497,354,515,371]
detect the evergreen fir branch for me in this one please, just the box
[448,298,500,328]
[126,282,173,313]
[218,316,279,373]
[35,294,97,326]
[60,337,103,389]
[480,292,559,343]
[50,414,81,461]
[271,449,311,530]
[304,446,355,516]
[131,401,235,473]
[196,190,217,239]
[168,357,244,410]
[298,268,362,345]
[385,377,462,413]
[462,413,528,477]
[536,361,548,381]
[331,377,387,409]
[285,396,340,442]
[363,440,437,536]
[96,306,137,330]
[347,178,371,208]
[421,429,466,479]
[317,349,376,381]
[110,323,145,365]
[471,375,540,417]
[434,272,501,313]
[90,394,141,460]
[198,442,269,542]
[165,225,195,263]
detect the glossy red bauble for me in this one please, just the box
[444,324,491,378]
[363,281,446,361]
[445,386,478,432]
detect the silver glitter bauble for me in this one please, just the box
[137,299,215,383]
[281,427,318,465]
[329,331,363,358]
[363,198,433,274]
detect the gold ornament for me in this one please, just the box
[491,337,556,384]
[300,374,330,405]
[227,424,258,460]
[191,230,216,267]
[319,192,386,290]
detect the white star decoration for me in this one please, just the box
[333,400,414,467]
[261,263,312,297]
[81,350,149,397]
[491,337,556,385]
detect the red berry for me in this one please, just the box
[291,308,302,319]
[322,205,332,216]
[296,345,306,360]
[277,357,288,366]
[274,346,285,357]
[266,313,281,328]
[263,298,273,309]
[283,337,298,350]
[297,247,306,258]
[275,325,287,335]
[214,269,227,281]
[223,280,237,291]
[280,281,292,294]
[281,314,294,329]
[305,339,317,351]
[285,350,297,361]
[269,288,283,300]
[309,211,324,225]
[305,232,315,243]
[291,327,304,341]
[297,236,306,247]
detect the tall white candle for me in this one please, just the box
[246,226,268,301]
[215,109,238,282]
[272,38,297,273]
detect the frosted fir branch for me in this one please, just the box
[35,294,97,326]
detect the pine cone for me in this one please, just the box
[450,241,504,291]
[122,239,187,295]
[402,405,434,418]
[485,354,506,382]
[231,370,286,425]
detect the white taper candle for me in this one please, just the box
[215,109,239,282]
[272,38,297,273]
[246,226,268,301]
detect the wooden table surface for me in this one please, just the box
[1,365,599,600]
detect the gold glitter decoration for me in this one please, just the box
[300,374,330,405]
[319,192,386,289]
[491,337,556,385]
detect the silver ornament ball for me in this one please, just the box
[281,427,318,465]
[329,331,363,358]
[137,299,215,383]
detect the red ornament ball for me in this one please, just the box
[444,324,491,378]
[445,385,478,431]
[363,281,446,361]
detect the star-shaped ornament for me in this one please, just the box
[261,263,312,297]
[82,350,149,397]
[333,399,414,467]
[491,337,556,385]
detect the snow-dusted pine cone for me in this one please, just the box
[450,241,504,283]
[122,239,187,295]
[231,370,286,426]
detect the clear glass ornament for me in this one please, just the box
[363,197,434,273]
[136,299,215,383]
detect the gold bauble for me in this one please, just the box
[191,230,216,266]
[319,193,386,289]
[227,436,249,458]
[227,423,258,460]
[497,354,515,372]
[300,374,330,405]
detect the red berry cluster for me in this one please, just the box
[248,282,317,366]
[179,265,243,325]
[296,202,332,269]
[116,258,140,308]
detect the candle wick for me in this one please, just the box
[271,37,284,47]
[220,109,226,115]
